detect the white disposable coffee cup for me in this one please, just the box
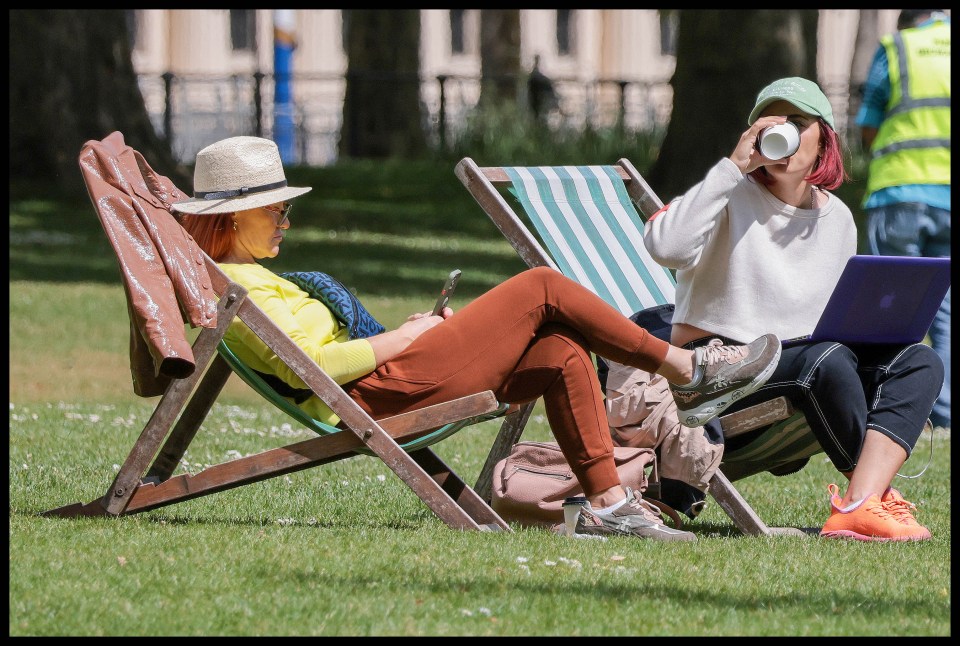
[759,122,800,160]
[562,496,588,536]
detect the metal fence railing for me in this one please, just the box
[138,71,863,167]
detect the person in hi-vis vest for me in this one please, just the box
[857,9,951,429]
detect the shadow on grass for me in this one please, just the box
[687,521,822,538]
[9,223,526,298]
[143,513,427,532]
[23,506,431,533]
[282,567,949,622]
[29,506,817,541]
[9,161,528,298]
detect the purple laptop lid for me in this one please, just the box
[809,255,951,344]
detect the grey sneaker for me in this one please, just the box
[573,488,697,541]
[670,334,781,428]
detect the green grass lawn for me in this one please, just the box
[8,162,951,636]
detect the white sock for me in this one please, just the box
[595,496,629,514]
[840,497,866,513]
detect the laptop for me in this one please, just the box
[781,255,951,347]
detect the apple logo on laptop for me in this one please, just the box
[880,293,896,309]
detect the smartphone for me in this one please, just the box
[432,269,462,316]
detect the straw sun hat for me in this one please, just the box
[171,136,311,215]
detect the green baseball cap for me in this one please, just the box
[748,77,835,130]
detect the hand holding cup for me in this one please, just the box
[758,122,800,160]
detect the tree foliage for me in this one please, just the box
[9,10,187,194]
[11,8,833,196]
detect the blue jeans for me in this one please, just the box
[685,337,943,473]
[867,203,951,427]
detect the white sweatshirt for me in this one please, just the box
[643,157,857,343]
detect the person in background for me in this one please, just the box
[856,9,951,430]
[643,77,944,542]
[173,136,784,541]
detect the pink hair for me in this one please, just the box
[749,118,849,190]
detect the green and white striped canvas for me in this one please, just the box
[719,414,823,481]
[505,165,675,316]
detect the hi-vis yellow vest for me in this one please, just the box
[865,20,950,200]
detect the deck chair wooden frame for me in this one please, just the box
[42,147,514,533]
[457,157,821,537]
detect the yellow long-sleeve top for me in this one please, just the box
[220,263,377,426]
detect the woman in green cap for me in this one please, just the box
[642,77,943,542]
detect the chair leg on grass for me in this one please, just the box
[411,448,511,531]
[708,470,809,537]
[473,403,535,503]
[100,287,246,516]
[708,470,773,536]
[146,354,234,482]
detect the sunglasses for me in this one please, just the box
[263,202,292,226]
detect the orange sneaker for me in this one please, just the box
[819,484,932,542]
[880,487,932,539]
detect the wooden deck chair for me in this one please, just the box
[457,157,823,537]
[42,134,513,532]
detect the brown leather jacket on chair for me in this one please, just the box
[78,131,218,397]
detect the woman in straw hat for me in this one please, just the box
[642,77,943,541]
[173,135,782,540]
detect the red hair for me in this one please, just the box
[749,118,849,190]
[176,212,236,262]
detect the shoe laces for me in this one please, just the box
[700,338,747,366]
[863,498,900,521]
[881,497,919,525]
[622,488,665,525]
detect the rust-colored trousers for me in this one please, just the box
[344,267,671,495]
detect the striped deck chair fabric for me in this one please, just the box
[504,165,675,316]
[497,163,821,482]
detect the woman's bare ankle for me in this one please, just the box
[658,346,695,385]
[588,486,626,509]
